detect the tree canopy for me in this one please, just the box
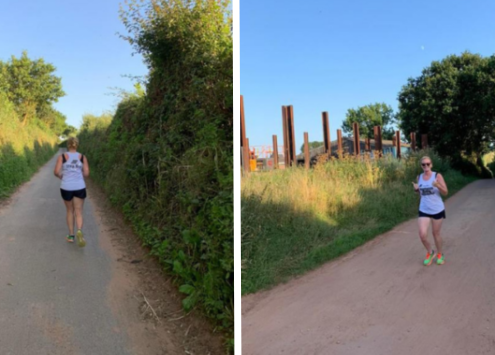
[342,103,395,140]
[398,52,495,160]
[300,141,324,153]
[0,51,65,127]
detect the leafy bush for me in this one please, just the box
[242,150,476,294]
[79,0,233,343]
[0,92,58,197]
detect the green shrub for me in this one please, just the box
[79,0,233,342]
[241,149,476,294]
[0,93,58,197]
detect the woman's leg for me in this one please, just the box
[431,218,444,255]
[73,197,86,247]
[63,199,75,235]
[73,197,84,231]
[418,217,433,253]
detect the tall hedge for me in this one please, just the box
[0,93,58,197]
[79,0,233,340]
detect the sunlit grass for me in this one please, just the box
[241,150,476,294]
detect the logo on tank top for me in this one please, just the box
[65,159,81,170]
[420,187,435,196]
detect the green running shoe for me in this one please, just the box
[423,250,436,266]
[436,253,445,265]
[76,230,86,248]
[66,235,75,243]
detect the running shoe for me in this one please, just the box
[76,230,86,248]
[436,253,445,265]
[66,235,75,243]
[423,250,436,266]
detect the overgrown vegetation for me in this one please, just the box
[0,92,58,197]
[485,151,495,175]
[0,52,67,197]
[488,161,495,174]
[0,52,75,135]
[78,0,233,347]
[241,150,476,295]
[398,52,495,175]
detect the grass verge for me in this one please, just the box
[241,149,476,295]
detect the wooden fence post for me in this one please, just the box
[337,129,343,158]
[353,122,360,156]
[410,132,416,151]
[322,112,331,158]
[304,132,310,169]
[241,95,250,174]
[396,131,401,159]
[272,135,279,169]
[422,134,428,149]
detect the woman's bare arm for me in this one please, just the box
[83,155,90,178]
[433,173,448,196]
[54,155,63,179]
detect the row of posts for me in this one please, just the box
[241,96,429,174]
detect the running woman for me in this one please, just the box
[412,156,448,266]
[53,137,90,247]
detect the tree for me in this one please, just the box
[0,51,65,125]
[119,0,233,336]
[63,125,78,137]
[342,103,395,140]
[397,52,495,162]
[300,141,324,153]
[36,105,68,135]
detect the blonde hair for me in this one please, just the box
[420,156,432,164]
[67,137,79,150]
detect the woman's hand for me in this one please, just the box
[412,182,419,192]
[433,178,443,189]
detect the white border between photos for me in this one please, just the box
[233,0,241,353]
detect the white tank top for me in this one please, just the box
[418,172,444,214]
[60,152,86,191]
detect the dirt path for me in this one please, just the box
[242,179,495,355]
[0,151,224,355]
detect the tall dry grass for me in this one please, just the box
[241,150,476,294]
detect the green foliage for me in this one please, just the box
[79,0,233,343]
[398,52,495,167]
[80,113,113,132]
[37,106,68,135]
[241,150,476,294]
[488,160,495,175]
[448,152,493,178]
[300,141,324,153]
[0,51,65,125]
[342,103,396,139]
[482,152,495,167]
[63,125,78,137]
[0,92,58,197]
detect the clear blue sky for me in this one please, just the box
[0,0,148,129]
[241,0,495,150]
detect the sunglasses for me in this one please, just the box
[421,163,431,167]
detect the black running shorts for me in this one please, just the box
[60,188,87,201]
[418,210,446,220]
